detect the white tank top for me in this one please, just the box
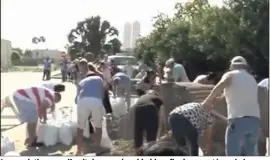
[223,70,260,119]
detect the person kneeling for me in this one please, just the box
[12,86,61,147]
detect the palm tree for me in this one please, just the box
[32,37,40,44]
[31,36,46,58]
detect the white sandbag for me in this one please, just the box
[130,97,139,106]
[1,136,15,156]
[36,120,61,147]
[4,151,20,156]
[83,120,90,138]
[58,122,74,146]
[100,117,113,149]
[85,153,96,156]
[110,97,127,117]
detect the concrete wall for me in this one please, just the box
[31,49,62,61]
[1,39,12,69]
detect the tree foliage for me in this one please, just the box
[133,0,269,80]
[32,36,46,44]
[67,16,122,60]
[11,52,20,63]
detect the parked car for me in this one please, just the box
[108,55,139,77]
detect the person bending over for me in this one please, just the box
[169,102,214,156]
[133,90,163,152]
[75,75,105,156]
[193,72,218,85]
[136,70,156,96]
[112,72,131,109]
[87,63,113,114]
[12,86,61,147]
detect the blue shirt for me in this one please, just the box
[43,59,52,70]
[77,76,104,100]
[112,72,130,85]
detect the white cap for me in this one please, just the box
[230,56,248,66]
[165,58,175,66]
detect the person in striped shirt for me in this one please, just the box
[12,86,61,147]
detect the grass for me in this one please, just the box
[110,139,135,156]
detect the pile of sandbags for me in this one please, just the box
[36,107,77,147]
[1,136,15,156]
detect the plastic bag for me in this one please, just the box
[110,97,127,118]
[100,117,114,149]
[36,120,61,147]
[84,153,96,156]
[1,136,15,156]
[58,122,74,146]
[130,97,139,106]
[4,151,20,156]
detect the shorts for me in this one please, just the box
[13,96,38,123]
[77,97,105,129]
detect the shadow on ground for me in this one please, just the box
[20,144,73,156]
[19,139,111,156]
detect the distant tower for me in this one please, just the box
[123,22,132,49]
[131,21,141,48]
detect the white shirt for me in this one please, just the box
[193,75,207,83]
[258,78,269,90]
[223,70,260,119]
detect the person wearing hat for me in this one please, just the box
[201,56,261,156]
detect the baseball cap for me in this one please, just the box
[230,56,248,66]
[79,58,88,64]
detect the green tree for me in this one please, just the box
[134,0,269,80]
[24,49,32,57]
[11,52,21,64]
[12,48,23,56]
[67,15,121,59]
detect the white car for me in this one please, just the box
[108,55,139,77]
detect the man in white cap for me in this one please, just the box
[201,56,261,156]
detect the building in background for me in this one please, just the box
[1,39,12,69]
[123,22,132,49]
[31,49,62,61]
[131,21,141,48]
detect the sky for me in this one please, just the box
[1,0,223,50]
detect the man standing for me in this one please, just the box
[60,59,68,82]
[43,57,52,80]
[202,56,261,156]
[257,78,269,156]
